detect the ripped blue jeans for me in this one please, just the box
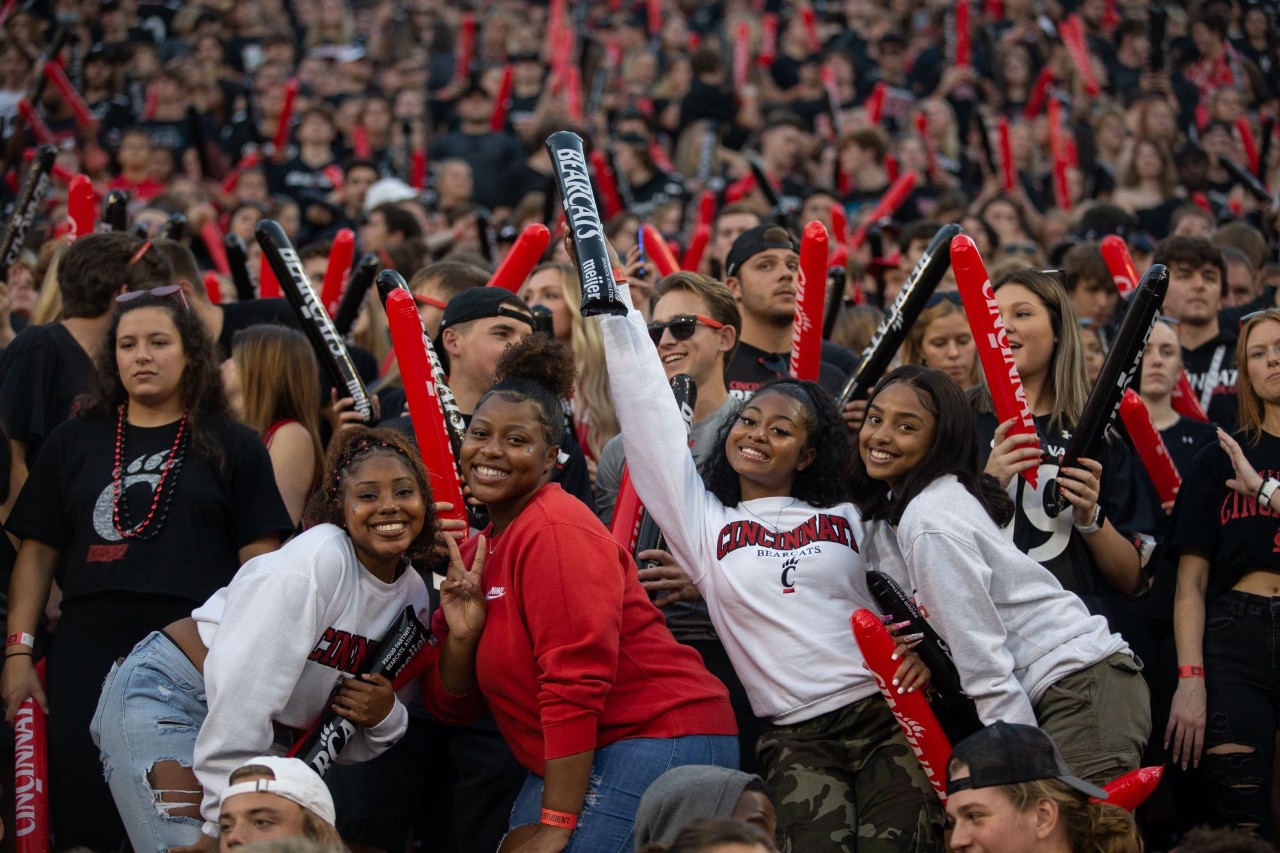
[90,631,209,851]
[507,735,738,853]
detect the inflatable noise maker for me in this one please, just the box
[255,220,374,423]
[379,274,468,531]
[0,145,55,271]
[789,221,828,382]
[838,223,959,405]
[545,130,627,317]
[1044,264,1168,517]
[952,234,1040,488]
[223,233,257,303]
[289,608,433,777]
[14,659,48,853]
[852,609,1166,810]
[103,189,130,232]
[866,571,982,744]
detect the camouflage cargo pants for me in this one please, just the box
[757,694,945,853]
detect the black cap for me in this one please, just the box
[947,722,1109,800]
[724,224,798,279]
[438,288,535,335]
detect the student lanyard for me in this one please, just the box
[1200,345,1226,413]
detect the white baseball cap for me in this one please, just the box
[220,756,337,826]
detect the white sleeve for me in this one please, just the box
[900,524,1037,727]
[596,301,722,584]
[194,564,324,823]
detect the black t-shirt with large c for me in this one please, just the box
[7,414,293,606]
[1169,429,1280,604]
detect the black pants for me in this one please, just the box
[684,637,769,776]
[1202,590,1280,837]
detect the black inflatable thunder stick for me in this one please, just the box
[838,224,960,405]
[223,234,257,302]
[544,130,627,316]
[333,254,381,338]
[0,145,55,270]
[635,374,697,569]
[256,219,374,423]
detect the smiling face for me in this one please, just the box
[651,289,734,387]
[919,311,977,387]
[994,283,1057,386]
[946,784,1043,853]
[460,396,558,530]
[725,389,816,501]
[341,453,428,581]
[116,306,189,411]
[859,382,935,493]
[732,248,801,326]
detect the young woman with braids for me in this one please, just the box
[90,426,468,851]
[592,238,944,852]
[424,334,738,853]
[1,290,293,849]
[849,365,1148,786]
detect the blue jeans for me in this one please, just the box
[90,631,209,851]
[508,735,738,853]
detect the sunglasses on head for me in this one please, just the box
[926,291,963,308]
[1240,307,1280,329]
[647,314,726,345]
[115,284,189,312]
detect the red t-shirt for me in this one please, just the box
[424,483,736,774]
[108,174,166,202]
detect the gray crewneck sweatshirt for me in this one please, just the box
[862,476,1129,725]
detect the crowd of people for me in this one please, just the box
[0,0,1279,850]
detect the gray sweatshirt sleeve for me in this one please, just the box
[898,521,1037,727]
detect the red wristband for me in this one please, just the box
[612,266,627,284]
[6,632,35,649]
[1178,665,1205,679]
[540,808,579,829]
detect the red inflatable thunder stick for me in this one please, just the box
[1095,766,1164,811]
[1172,371,1210,423]
[273,79,299,154]
[829,202,850,245]
[490,64,513,133]
[385,287,468,530]
[953,0,970,68]
[849,172,916,249]
[611,468,644,553]
[1101,235,1140,298]
[998,117,1017,192]
[454,14,475,82]
[641,223,680,278]
[202,271,222,305]
[320,228,355,317]
[790,221,829,382]
[259,251,282,299]
[200,220,231,276]
[1118,390,1181,505]
[66,174,95,240]
[489,224,551,291]
[588,150,624,220]
[851,610,952,802]
[43,61,95,129]
[682,224,711,272]
[15,659,49,853]
[952,234,1040,488]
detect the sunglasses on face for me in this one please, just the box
[115,284,189,312]
[413,293,447,310]
[647,314,726,345]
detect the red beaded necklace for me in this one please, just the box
[112,403,190,540]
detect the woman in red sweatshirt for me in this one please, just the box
[423,334,737,853]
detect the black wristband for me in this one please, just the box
[5,651,32,658]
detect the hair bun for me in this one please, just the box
[492,334,576,399]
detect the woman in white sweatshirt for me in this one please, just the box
[848,365,1149,787]
[91,426,461,851]
[594,243,943,853]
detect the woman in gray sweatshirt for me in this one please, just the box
[848,365,1150,788]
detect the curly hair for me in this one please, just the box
[477,334,577,446]
[849,366,1014,527]
[79,293,229,465]
[1000,779,1142,853]
[701,380,851,508]
[302,426,440,567]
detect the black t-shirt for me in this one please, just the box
[974,411,1159,613]
[7,414,292,606]
[1182,327,1239,433]
[0,323,94,469]
[267,155,337,201]
[725,341,847,399]
[1170,430,1280,604]
[428,130,526,210]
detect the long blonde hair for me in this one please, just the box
[1237,309,1280,446]
[533,262,619,458]
[972,269,1090,434]
[231,326,325,478]
[903,299,980,389]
